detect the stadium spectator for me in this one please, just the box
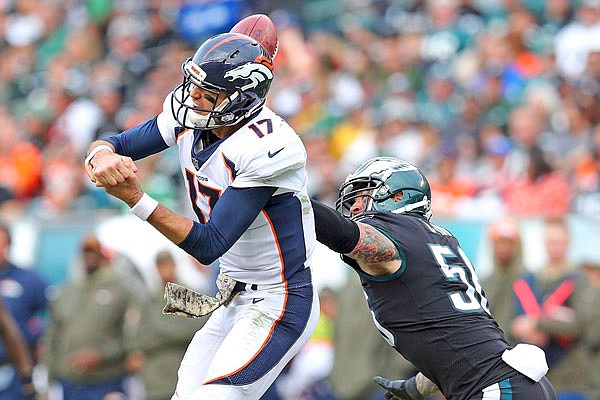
[511,218,587,399]
[0,224,49,400]
[428,147,478,218]
[482,216,524,342]
[375,97,423,165]
[43,234,138,399]
[0,107,43,201]
[578,260,600,399]
[503,105,546,180]
[504,147,571,218]
[572,126,600,218]
[126,250,206,400]
[84,32,319,399]
[0,297,35,399]
[312,157,556,400]
[554,0,600,79]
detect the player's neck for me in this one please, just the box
[212,120,247,139]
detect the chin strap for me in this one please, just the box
[390,197,430,218]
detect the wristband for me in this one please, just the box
[130,193,159,221]
[85,144,114,165]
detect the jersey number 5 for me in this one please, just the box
[428,244,490,313]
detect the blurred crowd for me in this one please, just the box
[2,0,600,399]
[1,0,600,221]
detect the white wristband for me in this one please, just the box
[130,193,159,221]
[85,144,114,165]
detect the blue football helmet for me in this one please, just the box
[171,33,274,130]
[336,157,432,220]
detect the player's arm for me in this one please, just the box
[85,116,169,186]
[104,172,276,265]
[0,298,35,398]
[311,199,401,276]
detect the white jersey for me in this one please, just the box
[156,103,315,285]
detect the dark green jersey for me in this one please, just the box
[343,212,515,400]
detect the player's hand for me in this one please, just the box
[511,315,549,346]
[68,349,102,371]
[103,172,144,207]
[373,376,423,400]
[87,150,137,187]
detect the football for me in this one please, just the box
[230,14,279,59]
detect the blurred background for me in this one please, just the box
[1,0,600,399]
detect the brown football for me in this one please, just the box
[230,14,279,59]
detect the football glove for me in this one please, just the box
[373,376,423,400]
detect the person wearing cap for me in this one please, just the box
[126,250,207,400]
[481,216,524,342]
[43,234,138,400]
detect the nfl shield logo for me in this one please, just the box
[192,157,200,170]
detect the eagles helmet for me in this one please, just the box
[335,157,432,220]
[171,33,274,130]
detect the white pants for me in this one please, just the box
[171,272,319,400]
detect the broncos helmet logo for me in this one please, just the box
[224,62,274,91]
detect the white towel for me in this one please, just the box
[502,343,549,382]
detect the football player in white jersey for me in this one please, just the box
[84,33,319,400]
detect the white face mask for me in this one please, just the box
[186,93,234,129]
[171,85,237,129]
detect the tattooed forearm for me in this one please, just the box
[348,223,399,263]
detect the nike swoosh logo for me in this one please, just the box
[252,298,264,304]
[268,147,285,158]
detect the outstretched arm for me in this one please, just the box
[311,200,401,276]
[103,171,276,265]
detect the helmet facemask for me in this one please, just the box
[171,59,261,130]
[336,177,386,219]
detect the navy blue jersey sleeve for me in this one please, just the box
[178,186,277,265]
[105,116,169,160]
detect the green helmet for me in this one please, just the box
[335,157,432,220]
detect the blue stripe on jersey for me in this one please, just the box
[206,268,313,386]
[178,186,277,265]
[263,193,308,281]
[500,379,513,400]
[105,116,168,160]
[222,153,237,180]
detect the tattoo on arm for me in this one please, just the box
[348,223,399,263]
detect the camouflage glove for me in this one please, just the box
[373,376,423,400]
[163,273,238,318]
